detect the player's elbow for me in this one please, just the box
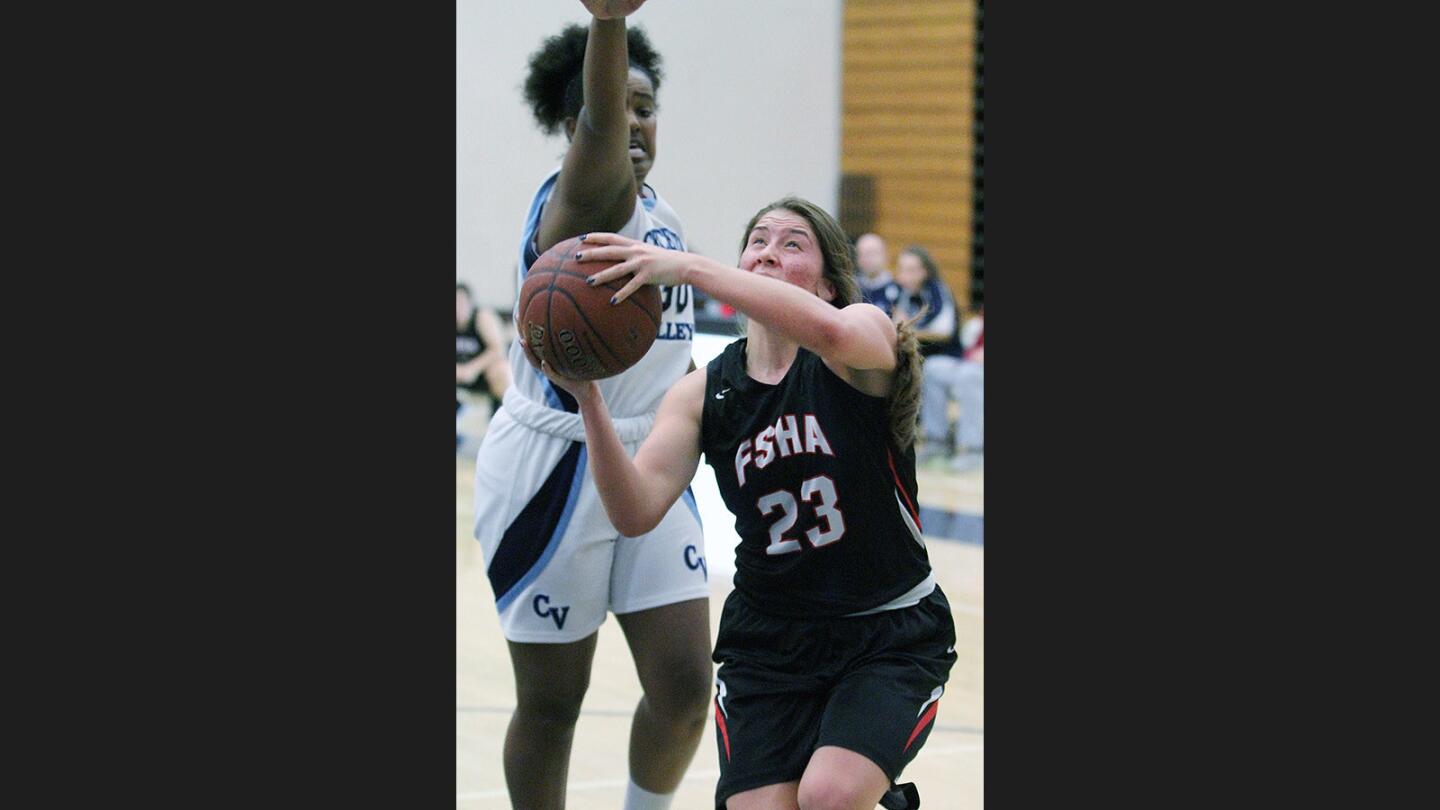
[600,491,663,537]
[816,313,855,354]
[820,311,892,369]
[612,509,662,538]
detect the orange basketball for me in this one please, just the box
[518,235,662,381]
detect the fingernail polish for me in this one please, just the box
[609,296,617,305]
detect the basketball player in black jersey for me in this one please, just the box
[543,197,957,810]
[455,282,510,441]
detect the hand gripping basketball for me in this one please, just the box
[517,235,663,381]
[574,232,692,305]
[538,359,599,403]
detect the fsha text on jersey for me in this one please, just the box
[734,414,834,487]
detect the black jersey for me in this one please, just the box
[700,339,932,618]
[456,313,491,396]
[456,313,486,363]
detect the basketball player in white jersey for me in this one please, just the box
[469,3,709,809]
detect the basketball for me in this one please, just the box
[518,235,663,381]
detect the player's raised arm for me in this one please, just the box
[536,1,653,253]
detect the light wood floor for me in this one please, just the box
[456,451,983,809]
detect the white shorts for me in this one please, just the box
[472,393,709,644]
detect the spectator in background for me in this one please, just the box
[854,232,902,315]
[456,282,511,445]
[892,246,982,470]
[949,308,984,471]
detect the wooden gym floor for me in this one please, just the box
[457,334,983,808]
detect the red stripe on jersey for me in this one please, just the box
[715,700,731,761]
[886,447,922,531]
[902,700,939,753]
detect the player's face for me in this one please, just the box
[456,289,472,324]
[741,210,833,302]
[895,252,927,294]
[625,69,658,186]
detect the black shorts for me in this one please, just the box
[710,586,957,808]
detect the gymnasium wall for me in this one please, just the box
[842,0,978,312]
[458,0,844,311]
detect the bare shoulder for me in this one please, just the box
[658,366,708,420]
[842,301,897,334]
[819,303,897,397]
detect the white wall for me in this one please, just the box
[457,0,843,310]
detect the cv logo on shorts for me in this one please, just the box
[684,544,707,581]
[532,594,570,630]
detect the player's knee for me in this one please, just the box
[796,778,874,810]
[518,697,585,730]
[646,661,712,725]
[515,681,589,729]
[797,756,890,810]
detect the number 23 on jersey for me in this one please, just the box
[756,475,846,556]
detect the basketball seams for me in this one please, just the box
[549,294,607,378]
[627,287,662,329]
[550,286,629,373]
[537,267,621,288]
[525,269,659,327]
[543,268,559,371]
[518,235,663,380]
[529,231,663,329]
[518,276,547,366]
[578,330,612,378]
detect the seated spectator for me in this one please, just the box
[456,282,511,447]
[949,308,984,470]
[854,232,902,315]
[891,246,982,470]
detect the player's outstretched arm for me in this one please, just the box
[543,363,704,537]
[537,2,651,254]
[577,233,898,373]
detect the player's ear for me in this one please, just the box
[563,117,578,141]
[817,277,836,302]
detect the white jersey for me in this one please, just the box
[471,169,708,643]
[507,168,696,427]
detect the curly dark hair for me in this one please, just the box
[522,23,664,136]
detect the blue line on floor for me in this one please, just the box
[918,505,984,545]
